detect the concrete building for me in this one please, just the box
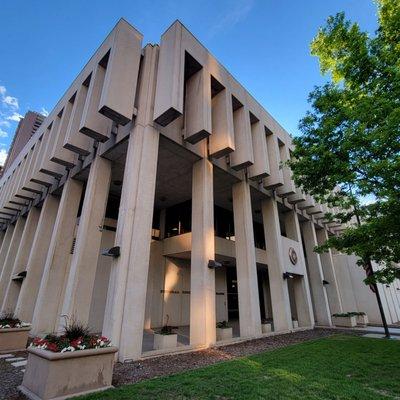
[2,111,45,173]
[0,19,398,362]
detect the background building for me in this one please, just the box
[2,111,45,173]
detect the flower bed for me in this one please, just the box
[31,334,111,353]
[19,320,117,400]
[0,313,31,351]
[0,313,30,329]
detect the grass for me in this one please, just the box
[79,335,400,399]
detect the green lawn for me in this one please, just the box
[80,335,400,399]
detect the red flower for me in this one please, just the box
[46,343,58,352]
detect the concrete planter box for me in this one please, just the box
[261,323,272,334]
[153,333,177,350]
[19,346,118,400]
[356,314,368,326]
[332,315,357,327]
[0,327,30,352]
[216,327,233,341]
[292,320,299,329]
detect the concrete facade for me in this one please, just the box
[0,19,398,362]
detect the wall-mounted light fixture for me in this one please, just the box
[323,280,330,285]
[12,270,27,281]
[283,272,294,280]
[101,246,121,258]
[208,260,222,269]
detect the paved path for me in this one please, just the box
[0,351,27,399]
[352,325,400,336]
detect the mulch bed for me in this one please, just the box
[1,328,359,399]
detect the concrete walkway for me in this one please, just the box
[353,325,400,336]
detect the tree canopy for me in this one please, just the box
[289,0,400,284]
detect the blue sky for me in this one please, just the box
[0,0,378,165]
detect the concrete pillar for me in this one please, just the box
[0,229,6,249]
[0,225,15,277]
[230,107,254,171]
[301,220,332,326]
[286,210,315,327]
[248,121,269,181]
[261,198,292,332]
[184,68,211,144]
[190,157,216,347]
[0,217,26,308]
[276,143,295,197]
[263,134,284,189]
[232,179,261,337]
[99,19,142,125]
[79,65,112,142]
[209,88,234,158]
[28,179,82,333]
[16,195,59,324]
[1,207,41,313]
[316,228,343,314]
[102,123,159,362]
[59,156,111,328]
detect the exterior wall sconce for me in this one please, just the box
[323,280,330,285]
[283,272,294,279]
[12,270,27,281]
[208,260,222,269]
[101,246,121,258]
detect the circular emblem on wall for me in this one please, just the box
[289,247,298,265]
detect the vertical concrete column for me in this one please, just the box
[316,228,343,314]
[263,134,284,189]
[184,68,212,144]
[301,220,332,326]
[284,209,315,328]
[261,198,292,332]
[232,179,261,337]
[209,88,235,158]
[190,157,216,347]
[28,179,82,333]
[16,196,59,324]
[0,230,6,249]
[0,217,26,308]
[0,225,15,277]
[230,107,254,170]
[59,156,111,328]
[1,207,41,313]
[102,124,159,362]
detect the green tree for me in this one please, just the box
[289,0,400,288]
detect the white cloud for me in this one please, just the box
[0,85,19,109]
[0,85,21,141]
[0,149,8,166]
[3,95,18,108]
[0,120,10,128]
[6,112,23,122]
[209,0,255,37]
[40,107,49,117]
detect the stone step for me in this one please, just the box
[5,357,25,362]
[12,360,27,367]
[0,353,14,358]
